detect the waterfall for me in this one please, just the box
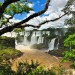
[16,30,60,50]
[48,38,56,50]
[38,36,44,44]
[22,31,30,45]
[54,39,59,50]
[38,36,42,44]
[31,32,37,44]
[36,31,41,36]
[23,35,29,45]
[46,31,50,35]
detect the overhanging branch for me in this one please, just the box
[17,12,68,28]
[13,0,51,26]
[0,0,19,19]
[0,0,51,35]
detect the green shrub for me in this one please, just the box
[0,63,15,75]
[0,36,15,50]
[0,60,72,75]
[15,61,56,75]
[62,49,75,69]
[0,48,22,62]
[0,45,7,50]
[0,61,56,75]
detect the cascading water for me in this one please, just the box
[16,31,58,50]
[31,31,37,44]
[23,31,30,45]
[54,39,59,50]
[46,31,50,36]
[37,36,44,44]
[48,38,56,50]
[23,35,28,45]
[16,29,62,50]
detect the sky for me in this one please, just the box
[24,0,70,30]
[14,0,47,20]
[0,0,72,30]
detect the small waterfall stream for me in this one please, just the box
[23,31,29,45]
[55,39,59,50]
[31,32,37,44]
[23,36,28,45]
[48,38,56,50]
[38,36,43,44]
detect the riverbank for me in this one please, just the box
[12,45,71,71]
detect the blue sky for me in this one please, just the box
[0,0,46,20]
[0,0,3,2]
[32,0,46,11]
[14,0,46,20]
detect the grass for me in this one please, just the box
[0,36,15,39]
[0,48,22,62]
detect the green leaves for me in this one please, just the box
[64,0,75,26]
[66,0,75,6]
[64,34,75,47]
[65,17,75,25]
[63,49,75,61]
[14,28,24,33]
[0,0,32,27]
[63,28,75,69]
[0,2,2,7]
[5,2,32,16]
[62,49,75,68]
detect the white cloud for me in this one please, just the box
[44,0,68,15]
[28,3,34,8]
[50,0,68,9]
[27,11,35,17]
[24,0,70,30]
[9,18,21,23]
[4,14,11,18]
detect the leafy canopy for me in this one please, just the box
[64,34,75,47]
[5,2,32,16]
[0,0,32,27]
[64,0,75,25]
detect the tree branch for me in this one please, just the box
[0,0,19,19]
[0,0,51,35]
[0,0,68,36]
[5,15,14,23]
[13,0,51,26]
[0,15,14,28]
[17,12,68,28]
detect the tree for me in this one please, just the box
[63,0,75,69]
[0,0,74,36]
[64,34,75,49]
[64,0,75,25]
[63,34,75,68]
